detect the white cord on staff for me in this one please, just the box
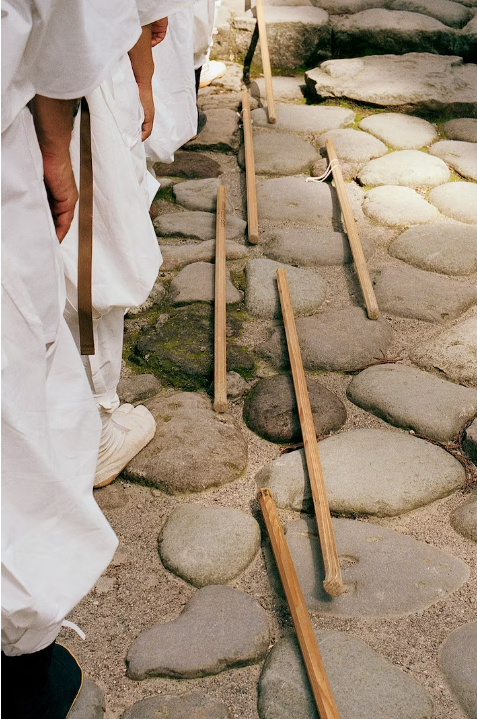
[305,159,341,183]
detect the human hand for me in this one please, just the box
[137,83,155,141]
[151,17,168,46]
[42,152,78,242]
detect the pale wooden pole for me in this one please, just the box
[325,138,379,320]
[258,488,342,719]
[276,268,344,597]
[241,91,259,244]
[255,0,277,124]
[214,185,228,413]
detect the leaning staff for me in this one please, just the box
[214,185,228,413]
[255,0,277,123]
[241,91,259,244]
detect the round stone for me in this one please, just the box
[158,504,261,587]
[389,223,477,275]
[358,150,450,188]
[169,262,242,305]
[388,0,472,29]
[430,140,477,181]
[117,375,162,404]
[160,240,249,272]
[450,494,477,542]
[68,678,105,719]
[256,176,340,227]
[428,181,477,224]
[154,211,247,241]
[122,692,231,719]
[262,227,375,266]
[173,178,220,212]
[251,103,355,134]
[439,622,477,718]
[442,118,477,143]
[243,374,346,444]
[359,112,437,149]
[363,186,441,226]
[317,128,387,162]
[238,132,319,175]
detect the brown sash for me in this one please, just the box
[78,97,95,355]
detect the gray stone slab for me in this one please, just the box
[262,227,375,266]
[69,678,105,719]
[173,178,220,212]
[169,262,242,305]
[331,9,455,57]
[158,504,261,587]
[256,428,466,514]
[238,132,319,175]
[243,374,346,443]
[317,128,387,162]
[359,113,438,149]
[309,0,388,10]
[305,54,477,117]
[258,631,433,719]
[257,307,393,371]
[359,150,450,188]
[428,181,477,224]
[122,692,231,719]
[451,495,477,541]
[363,186,441,226]
[439,622,477,718]
[389,223,477,276]
[429,140,477,181]
[160,240,249,272]
[153,151,223,179]
[410,314,477,386]
[250,76,305,103]
[256,176,341,227]
[347,364,477,441]
[154,211,247,241]
[185,109,240,153]
[245,258,327,319]
[442,118,477,142]
[125,392,247,493]
[265,516,469,616]
[387,0,472,28]
[371,265,477,323]
[251,104,355,134]
[117,375,161,404]
[464,417,477,463]
[126,586,270,679]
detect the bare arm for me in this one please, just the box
[128,24,155,141]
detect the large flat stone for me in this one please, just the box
[173,178,220,212]
[257,307,393,371]
[185,109,240,153]
[243,374,346,443]
[153,151,223,179]
[125,392,247,493]
[262,227,375,266]
[442,118,477,142]
[256,176,340,227]
[429,140,477,181]
[265,517,469,616]
[154,211,247,241]
[305,54,477,117]
[158,505,261,587]
[169,262,242,305]
[126,586,270,679]
[363,186,441,226]
[359,112,438,149]
[359,150,450,188]
[122,692,231,719]
[371,265,477,323]
[389,223,477,275]
[251,76,306,103]
[450,494,477,541]
[258,631,433,719]
[251,103,355,134]
[410,314,477,386]
[317,128,387,162]
[439,622,477,718]
[428,181,477,224]
[347,364,477,441]
[238,132,319,175]
[69,678,105,719]
[245,258,327,319]
[117,375,161,404]
[256,428,466,515]
[160,240,249,271]
[387,0,472,28]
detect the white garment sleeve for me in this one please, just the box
[136,0,193,25]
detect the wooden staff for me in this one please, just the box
[241,91,259,245]
[276,268,343,597]
[214,185,227,413]
[255,0,277,124]
[325,138,379,320]
[258,488,341,719]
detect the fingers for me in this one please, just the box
[141,119,154,141]
[55,209,76,243]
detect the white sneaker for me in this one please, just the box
[94,404,156,488]
[199,60,227,88]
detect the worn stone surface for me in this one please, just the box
[245,258,327,319]
[317,128,387,162]
[250,76,305,103]
[410,314,477,386]
[153,151,223,179]
[122,692,231,719]
[451,495,477,541]
[363,186,441,226]
[224,371,251,399]
[68,678,105,719]
[251,103,355,134]
[257,307,393,371]
[238,132,319,175]
[243,374,346,443]
[359,112,438,149]
[256,428,466,514]
[158,504,261,587]
[117,375,162,404]
[160,240,249,272]
[371,265,477,323]
[442,118,477,142]
[429,140,477,181]
[256,177,340,227]
[125,392,247,493]
[154,211,247,241]
[359,150,450,188]
[169,262,242,305]
[173,178,220,212]
[388,0,472,28]
[305,54,477,117]
[126,281,165,315]
[265,517,469,616]
[439,622,477,718]
[126,586,270,679]
[309,0,388,10]
[185,109,240,153]
[428,181,477,224]
[347,364,477,441]
[258,631,433,719]
[262,227,374,266]
[464,417,477,463]
[389,223,477,276]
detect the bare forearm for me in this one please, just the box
[31,96,76,160]
[128,24,154,88]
